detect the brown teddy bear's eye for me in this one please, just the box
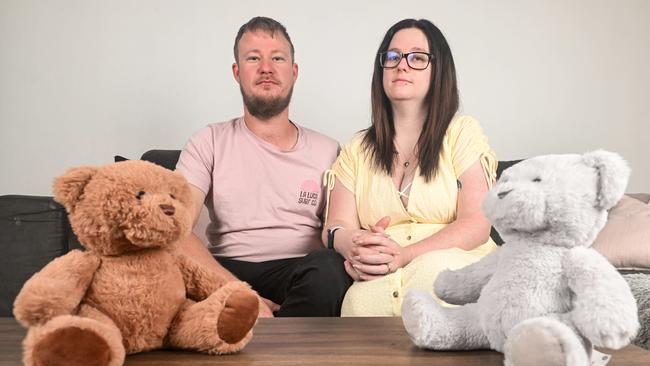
[169,193,176,199]
[136,191,145,200]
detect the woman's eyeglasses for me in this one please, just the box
[379,50,434,70]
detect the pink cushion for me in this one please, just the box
[593,195,650,270]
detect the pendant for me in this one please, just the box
[404,161,410,168]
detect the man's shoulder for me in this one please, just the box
[299,125,339,150]
[187,117,241,141]
[204,117,241,133]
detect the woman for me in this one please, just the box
[322,18,498,316]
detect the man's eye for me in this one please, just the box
[246,56,260,62]
[272,56,286,62]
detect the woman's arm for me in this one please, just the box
[354,159,492,273]
[408,159,492,253]
[321,178,361,255]
[322,178,397,280]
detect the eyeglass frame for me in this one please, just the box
[378,50,434,70]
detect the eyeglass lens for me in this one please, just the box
[382,51,431,70]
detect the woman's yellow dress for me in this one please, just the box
[326,115,498,316]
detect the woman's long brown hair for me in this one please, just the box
[362,18,459,182]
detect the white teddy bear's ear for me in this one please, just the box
[582,150,630,210]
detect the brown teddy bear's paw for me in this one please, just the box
[32,326,111,366]
[24,315,125,366]
[217,289,259,344]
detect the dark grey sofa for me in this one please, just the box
[1,152,648,349]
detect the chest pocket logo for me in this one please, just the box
[298,179,319,206]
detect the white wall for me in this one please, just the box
[1,0,649,195]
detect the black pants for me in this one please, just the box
[216,249,352,317]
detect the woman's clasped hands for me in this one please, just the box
[343,216,410,281]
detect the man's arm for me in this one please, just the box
[176,233,239,281]
[177,185,277,317]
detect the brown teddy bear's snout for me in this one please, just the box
[159,204,175,216]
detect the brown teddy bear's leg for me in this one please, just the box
[24,310,125,366]
[167,281,259,355]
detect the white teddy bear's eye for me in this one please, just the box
[532,177,542,183]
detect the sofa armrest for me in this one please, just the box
[0,195,78,316]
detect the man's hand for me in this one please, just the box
[258,296,280,318]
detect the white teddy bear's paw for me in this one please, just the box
[433,270,454,298]
[401,291,445,349]
[587,328,637,350]
[505,318,590,366]
[574,313,639,350]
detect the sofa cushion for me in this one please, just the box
[628,193,650,204]
[141,150,181,170]
[114,155,129,162]
[114,150,181,170]
[592,195,650,270]
[0,195,81,317]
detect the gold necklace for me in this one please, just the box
[395,140,416,168]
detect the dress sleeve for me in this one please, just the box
[448,116,497,188]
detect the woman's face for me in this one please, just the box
[382,27,432,105]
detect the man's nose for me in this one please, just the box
[259,57,273,73]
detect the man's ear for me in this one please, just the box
[582,150,630,210]
[232,62,240,83]
[52,166,99,213]
[293,62,299,82]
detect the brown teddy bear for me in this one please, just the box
[13,160,259,366]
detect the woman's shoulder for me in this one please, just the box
[446,115,487,141]
[447,114,481,131]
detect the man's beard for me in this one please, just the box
[240,85,294,120]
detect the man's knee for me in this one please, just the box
[302,249,347,276]
[297,250,352,295]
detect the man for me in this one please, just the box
[175,16,351,317]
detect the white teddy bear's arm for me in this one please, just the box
[434,249,500,305]
[563,247,639,349]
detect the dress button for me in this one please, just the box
[392,291,399,298]
[406,235,412,240]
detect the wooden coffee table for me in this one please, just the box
[1,317,648,365]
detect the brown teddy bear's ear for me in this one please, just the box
[53,166,99,212]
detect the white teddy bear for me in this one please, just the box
[401,150,639,366]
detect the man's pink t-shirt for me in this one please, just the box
[176,117,339,262]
